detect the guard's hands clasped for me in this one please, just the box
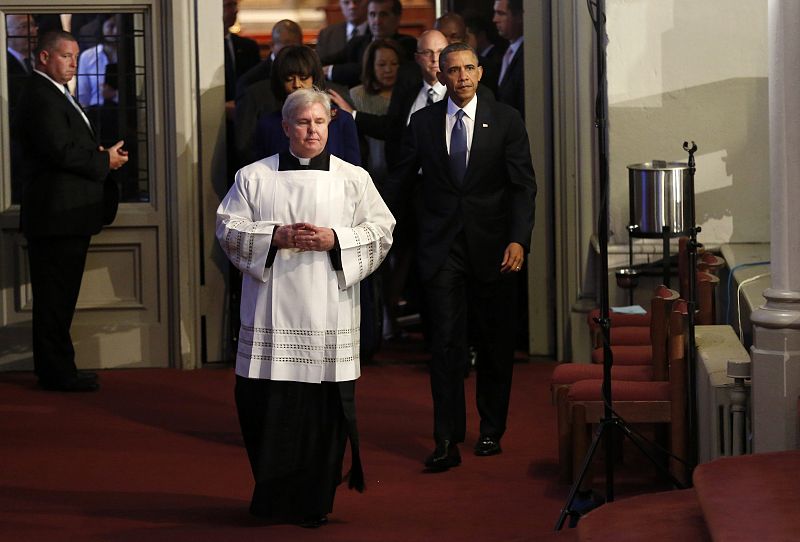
[101,140,129,171]
[273,223,334,252]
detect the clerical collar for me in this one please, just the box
[279,150,331,171]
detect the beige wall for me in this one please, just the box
[606,0,769,246]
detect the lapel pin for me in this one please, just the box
[482,123,489,128]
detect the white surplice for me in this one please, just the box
[217,154,395,384]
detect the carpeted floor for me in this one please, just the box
[0,339,665,541]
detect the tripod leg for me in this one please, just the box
[612,419,687,490]
[555,408,608,531]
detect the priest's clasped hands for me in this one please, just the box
[273,223,335,252]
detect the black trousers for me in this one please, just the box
[27,235,91,383]
[423,234,518,445]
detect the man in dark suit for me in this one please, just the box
[15,31,128,392]
[223,0,260,107]
[385,42,536,470]
[493,0,525,117]
[465,14,507,95]
[325,0,416,87]
[315,0,368,66]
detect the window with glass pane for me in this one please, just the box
[5,12,149,205]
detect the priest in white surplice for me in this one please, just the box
[216,88,394,528]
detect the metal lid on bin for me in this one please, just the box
[627,160,689,171]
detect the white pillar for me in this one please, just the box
[750,0,800,452]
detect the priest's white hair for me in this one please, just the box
[282,87,332,123]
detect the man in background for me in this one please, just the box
[223,0,260,119]
[6,14,37,203]
[434,12,466,45]
[493,0,525,117]
[326,0,415,87]
[315,0,368,66]
[76,14,121,107]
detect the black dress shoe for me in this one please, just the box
[77,370,98,381]
[474,436,502,456]
[299,515,328,528]
[424,440,461,471]
[39,375,100,392]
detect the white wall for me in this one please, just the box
[606,0,769,245]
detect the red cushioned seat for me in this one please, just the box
[567,299,690,488]
[587,308,651,330]
[551,363,652,386]
[591,345,652,365]
[607,325,651,345]
[577,489,710,541]
[568,379,671,402]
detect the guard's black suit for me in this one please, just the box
[16,72,114,384]
[385,95,536,446]
[497,46,525,118]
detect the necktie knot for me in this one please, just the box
[455,109,465,122]
[426,87,436,106]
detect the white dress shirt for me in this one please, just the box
[407,80,447,125]
[445,94,478,164]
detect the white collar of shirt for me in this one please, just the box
[424,80,446,97]
[479,44,495,58]
[290,150,311,166]
[407,81,447,124]
[445,94,478,158]
[33,68,69,94]
[446,93,478,120]
[347,21,367,40]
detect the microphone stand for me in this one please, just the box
[682,140,699,481]
[555,2,686,530]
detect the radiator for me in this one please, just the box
[695,325,752,463]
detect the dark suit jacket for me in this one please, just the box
[16,73,111,237]
[316,21,349,66]
[6,51,29,110]
[226,33,261,100]
[386,95,536,282]
[231,33,261,77]
[329,32,416,88]
[497,46,525,118]
[478,42,507,95]
[235,56,273,101]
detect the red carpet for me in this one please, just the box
[0,345,659,541]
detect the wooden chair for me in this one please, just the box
[567,299,690,489]
[552,286,679,482]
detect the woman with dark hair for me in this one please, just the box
[349,38,402,186]
[252,45,360,165]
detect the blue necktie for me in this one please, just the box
[449,109,467,183]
